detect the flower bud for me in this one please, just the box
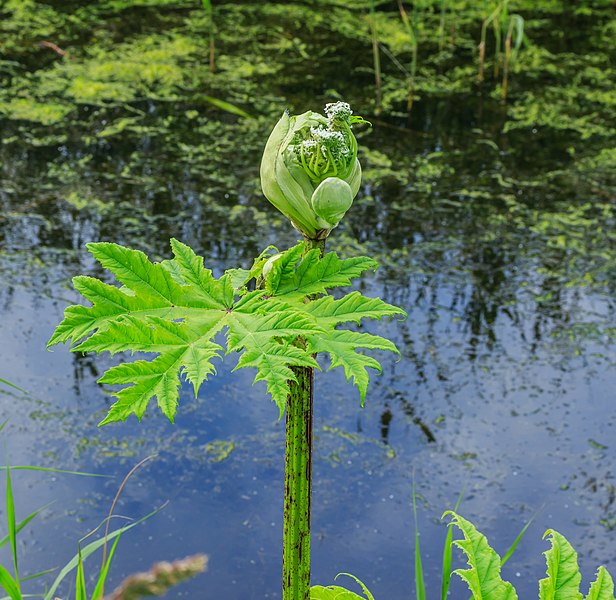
[260,102,367,240]
[311,177,354,229]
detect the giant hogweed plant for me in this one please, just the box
[48,102,405,600]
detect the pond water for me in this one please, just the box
[1,1,615,598]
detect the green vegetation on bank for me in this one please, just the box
[313,511,616,599]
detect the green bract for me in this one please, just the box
[260,102,366,240]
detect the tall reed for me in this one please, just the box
[396,0,419,113]
[478,0,525,100]
[501,13,524,100]
[202,0,215,72]
[438,0,447,50]
[369,0,382,114]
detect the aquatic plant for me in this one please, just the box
[201,0,216,72]
[396,0,420,112]
[478,0,525,99]
[368,0,383,114]
[4,2,613,597]
[313,511,615,600]
[0,423,202,599]
[48,103,405,600]
[445,512,615,600]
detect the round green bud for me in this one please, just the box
[311,177,354,229]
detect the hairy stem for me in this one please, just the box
[282,237,325,600]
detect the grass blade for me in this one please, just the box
[368,0,382,114]
[201,0,215,72]
[440,491,464,600]
[0,466,108,477]
[0,563,22,600]
[5,464,19,585]
[19,568,57,583]
[198,95,252,119]
[75,549,87,600]
[43,504,165,600]
[0,504,52,549]
[91,534,122,600]
[501,510,538,566]
[0,380,26,394]
[412,481,425,600]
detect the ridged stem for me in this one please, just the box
[282,236,325,600]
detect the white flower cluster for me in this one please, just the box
[308,126,349,160]
[324,101,353,125]
[289,101,360,182]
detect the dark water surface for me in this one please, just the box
[1,1,615,598]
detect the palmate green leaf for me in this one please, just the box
[266,246,378,300]
[308,330,399,407]
[225,295,320,353]
[265,244,405,405]
[264,244,304,296]
[48,242,227,349]
[305,292,404,326]
[49,239,403,424]
[80,315,224,424]
[445,511,518,600]
[235,343,320,418]
[169,238,234,308]
[540,530,583,600]
[49,242,321,423]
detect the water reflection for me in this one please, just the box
[1,6,615,598]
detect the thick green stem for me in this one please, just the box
[282,237,325,600]
[283,364,313,600]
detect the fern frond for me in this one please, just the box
[445,511,518,600]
